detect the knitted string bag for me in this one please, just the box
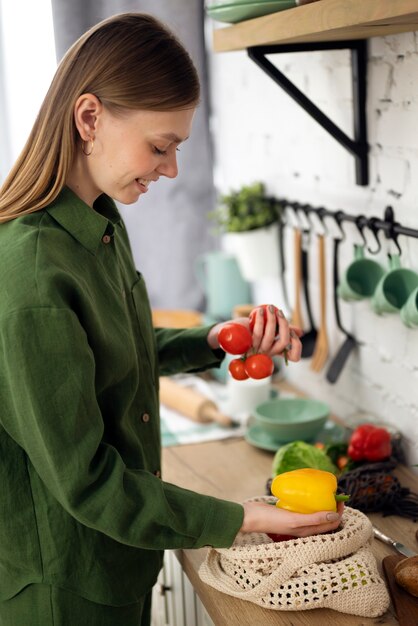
[337,459,418,521]
[199,497,390,617]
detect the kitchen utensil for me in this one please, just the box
[278,220,291,314]
[251,397,329,443]
[159,377,236,428]
[382,555,418,626]
[326,237,358,383]
[300,230,317,357]
[206,0,296,24]
[311,234,329,372]
[373,527,417,558]
[290,228,304,328]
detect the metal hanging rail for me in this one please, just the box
[276,198,418,251]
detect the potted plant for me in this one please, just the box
[209,182,283,281]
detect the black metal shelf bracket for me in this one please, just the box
[248,40,369,186]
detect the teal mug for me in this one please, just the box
[337,244,385,301]
[195,251,251,321]
[400,286,418,328]
[371,254,418,315]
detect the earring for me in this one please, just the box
[82,136,94,156]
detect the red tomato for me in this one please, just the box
[244,354,274,379]
[228,358,249,380]
[266,533,296,542]
[249,304,279,333]
[218,323,252,355]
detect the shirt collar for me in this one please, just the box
[46,186,122,255]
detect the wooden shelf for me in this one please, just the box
[212,0,418,52]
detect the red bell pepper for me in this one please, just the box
[347,424,392,462]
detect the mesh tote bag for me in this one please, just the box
[199,498,390,617]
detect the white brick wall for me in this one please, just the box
[207,30,418,466]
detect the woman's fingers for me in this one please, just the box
[266,309,291,357]
[231,306,303,363]
[257,305,279,353]
[241,501,344,536]
[250,307,265,352]
[282,328,303,362]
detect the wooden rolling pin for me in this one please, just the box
[159,377,236,428]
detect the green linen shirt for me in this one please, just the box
[0,187,243,605]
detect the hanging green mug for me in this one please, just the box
[371,254,418,315]
[337,244,385,301]
[400,287,418,328]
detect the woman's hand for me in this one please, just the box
[207,304,303,364]
[240,500,344,538]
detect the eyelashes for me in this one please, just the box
[153,146,181,156]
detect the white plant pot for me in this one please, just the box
[222,223,280,282]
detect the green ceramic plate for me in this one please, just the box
[245,421,347,452]
[245,424,282,452]
[207,0,296,24]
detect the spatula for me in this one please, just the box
[278,219,291,314]
[290,228,304,329]
[311,234,329,372]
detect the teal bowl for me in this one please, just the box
[252,397,330,444]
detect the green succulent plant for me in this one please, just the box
[209,182,282,234]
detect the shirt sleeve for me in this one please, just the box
[0,307,243,550]
[155,325,225,376]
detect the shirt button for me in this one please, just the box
[141,412,150,423]
[154,470,161,478]
[102,234,111,244]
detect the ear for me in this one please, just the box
[73,93,103,141]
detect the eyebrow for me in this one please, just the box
[155,132,189,143]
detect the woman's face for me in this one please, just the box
[73,100,195,206]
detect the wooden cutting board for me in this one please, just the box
[382,555,418,626]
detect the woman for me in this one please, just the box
[0,13,342,626]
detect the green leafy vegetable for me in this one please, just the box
[324,442,348,465]
[272,441,338,477]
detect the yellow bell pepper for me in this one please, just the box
[271,468,349,514]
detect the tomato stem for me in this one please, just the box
[283,349,289,366]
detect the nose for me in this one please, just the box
[158,152,178,179]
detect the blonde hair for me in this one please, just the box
[0,13,200,223]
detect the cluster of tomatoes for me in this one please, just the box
[218,305,276,381]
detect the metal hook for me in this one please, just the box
[302,206,328,236]
[333,210,346,241]
[355,215,368,247]
[384,206,402,256]
[316,207,328,235]
[366,217,382,255]
[297,204,315,232]
[285,201,304,230]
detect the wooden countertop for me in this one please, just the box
[162,383,418,625]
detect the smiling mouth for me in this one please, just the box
[136,178,152,189]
